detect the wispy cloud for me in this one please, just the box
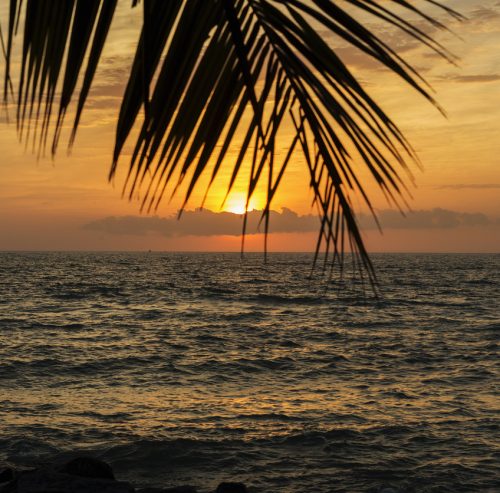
[434,184,500,190]
[83,207,499,237]
[442,74,500,83]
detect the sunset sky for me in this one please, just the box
[0,0,498,252]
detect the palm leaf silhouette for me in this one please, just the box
[1,0,462,285]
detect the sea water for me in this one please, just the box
[0,253,498,492]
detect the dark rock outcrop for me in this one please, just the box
[216,482,248,493]
[163,487,198,493]
[137,487,197,493]
[58,456,115,480]
[1,469,133,493]
[0,469,14,485]
[0,458,250,493]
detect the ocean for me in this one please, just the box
[0,252,498,492]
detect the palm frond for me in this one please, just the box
[2,0,462,287]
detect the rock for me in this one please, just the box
[368,485,414,493]
[0,469,14,484]
[216,483,248,493]
[137,488,196,493]
[0,481,15,493]
[12,469,133,493]
[57,456,115,480]
[163,488,197,493]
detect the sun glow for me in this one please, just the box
[224,193,259,215]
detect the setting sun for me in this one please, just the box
[224,193,259,215]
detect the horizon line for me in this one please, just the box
[0,250,498,255]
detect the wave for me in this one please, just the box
[249,293,326,305]
[45,284,126,300]
[1,426,498,492]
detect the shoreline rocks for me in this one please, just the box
[0,457,248,493]
[58,456,115,480]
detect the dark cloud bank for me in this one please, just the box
[83,207,499,237]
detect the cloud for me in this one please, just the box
[83,207,499,237]
[434,183,500,190]
[469,6,500,25]
[359,208,498,230]
[83,208,320,237]
[442,74,500,83]
[330,26,429,73]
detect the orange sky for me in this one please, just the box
[0,0,499,252]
